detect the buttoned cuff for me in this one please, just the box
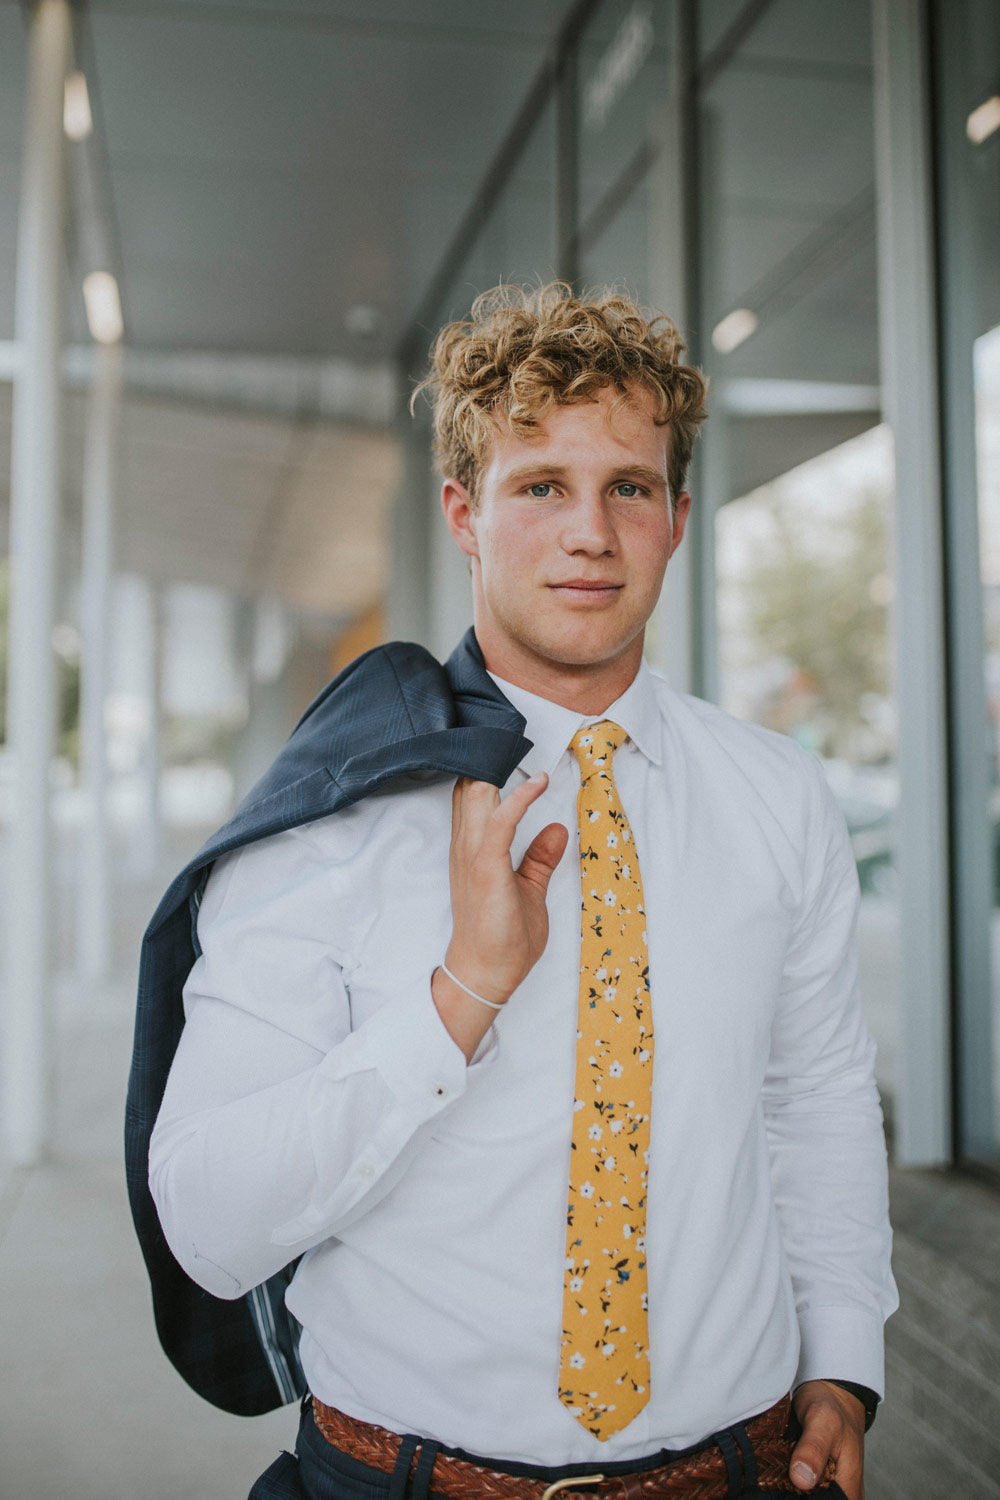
[794,1305,885,1399]
[269,986,496,1247]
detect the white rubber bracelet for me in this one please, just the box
[439,963,506,1011]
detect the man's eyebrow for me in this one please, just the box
[610,465,669,488]
[500,463,668,487]
[501,463,571,484]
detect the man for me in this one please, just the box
[146,285,896,1500]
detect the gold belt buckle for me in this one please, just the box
[540,1475,605,1500]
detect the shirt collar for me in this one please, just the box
[487,659,663,778]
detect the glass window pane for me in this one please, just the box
[700,0,900,1119]
[576,0,672,292]
[423,98,558,334]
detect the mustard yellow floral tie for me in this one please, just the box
[559,721,653,1441]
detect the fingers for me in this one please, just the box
[445,772,566,1014]
[791,1384,865,1500]
[452,772,552,857]
[519,821,569,890]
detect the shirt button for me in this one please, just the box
[358,1162,376,1179]
[433,1084,447,1098]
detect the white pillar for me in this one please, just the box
[77,343,122,984]
[873,0,951,1164]
[3,0,71,1164]
[132,578,165,880]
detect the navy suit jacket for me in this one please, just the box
[124,629,531,1415]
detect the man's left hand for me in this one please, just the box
[790,1381,866,1500]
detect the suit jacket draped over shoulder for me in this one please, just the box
[124,629,530,1415]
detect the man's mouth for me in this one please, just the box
[549,579,623,599]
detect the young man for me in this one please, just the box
[146,285,895,1500]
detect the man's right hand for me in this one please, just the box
[431,773,568,1059]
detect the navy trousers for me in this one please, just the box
[248,1402,850,1500]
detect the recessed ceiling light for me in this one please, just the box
[711,308,758,355]
[83,272,123,345]
[63,71,92,141]
[966,95,1000,145]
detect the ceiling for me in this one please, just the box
[0,0,576,621]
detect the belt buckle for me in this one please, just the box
[540,1475,605,1500]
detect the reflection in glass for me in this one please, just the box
[575,0,672,302]
[698,0,900,1119]
[716,428,899,1098]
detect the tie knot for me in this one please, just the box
[570,720,628,779]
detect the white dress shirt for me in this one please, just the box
[150,661,896,1466]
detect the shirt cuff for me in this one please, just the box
[269,984,496,1247]
[795,1305,885,1399]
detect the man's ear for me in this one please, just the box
[441,479,479,559]
[669,492,692,557]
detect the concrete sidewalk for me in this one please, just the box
[1,845,998,1498]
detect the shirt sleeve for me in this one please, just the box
[149,823,493,1301]
[762,756,898,1398]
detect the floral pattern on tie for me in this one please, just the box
[559,721,653,1442]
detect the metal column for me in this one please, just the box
[77,342,122,984]
[873,0,951,1163]
[3,0,71,1164]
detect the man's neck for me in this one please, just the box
[477,642,643,715]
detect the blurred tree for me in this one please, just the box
[738,488,892,759]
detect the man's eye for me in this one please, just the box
[616,483,640,497]
[529,483,553,497]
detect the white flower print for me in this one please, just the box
[620,862,631,880]
[609,1060,623,1078]
[602,1343,616,1356]
[603,1154,616,1172]
[579,1180,595,1198]
[588,1124,602,1140]
[595,967,607,981]
[603,986,617,1003]
[569,1352,586,1369]
[588,809,600,823]
[623,1223,631,1237]
[610,1120,623,1134]
[570,1276,584,1292]
[606,831,618,848]
[604,890,617,906]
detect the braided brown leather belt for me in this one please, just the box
[311,1394,838,1500]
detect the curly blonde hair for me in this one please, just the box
[413,282,708,504]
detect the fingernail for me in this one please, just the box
[790,1460,817,1489]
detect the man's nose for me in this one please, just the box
[561,492,617,554]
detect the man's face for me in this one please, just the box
[441,385,689,708]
